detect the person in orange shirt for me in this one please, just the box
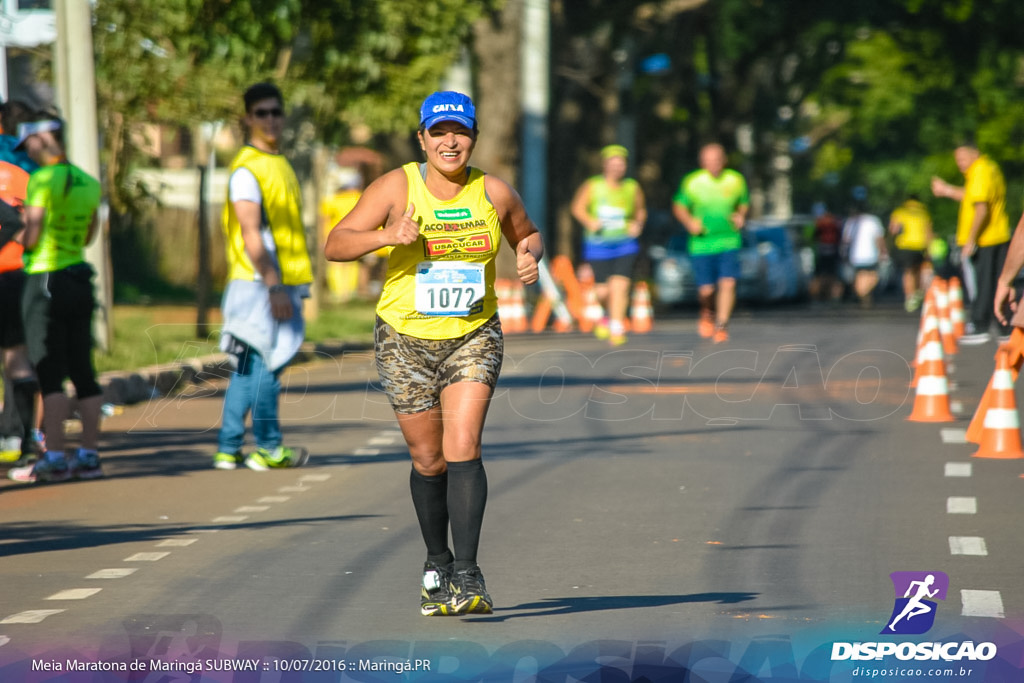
[0,100,41,466]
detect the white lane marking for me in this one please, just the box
[961,590,1005,618]
[947,497,977,514]
[46,588,102,600]
[234,506,269,513]
[354,448,380,456]
[368,436,396,446]
[1,610,65,624]
[212,515,248,523]
[278,486,309,493]
[944,462,972,477]
[156,539,198,547]
[949,536,988,556]
[940,428,967,444]
[258,496,290,503]
[124,552,171,562]
[299,474,331,482]
[86,568,138,579]
[950,400,964,415]
[0,635,8,647]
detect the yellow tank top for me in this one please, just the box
[891,199,931,250]
[376,162,501,339]
[223,145,313,285]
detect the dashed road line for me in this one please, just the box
[156,538,198,547]
[124,552,172,562]
[86,568,138,579]
[46,588,102,600]
[946,497,977,514]
[1,610,65,624]
[940,428,967,444]
[212,515,249,523]
[948,536,987,556]
[961,590,1005,618]
[354,447,380,456]
[234,506,269,513]
[944,462,972,477]
[278,485,310,493]
[258,496,290,503]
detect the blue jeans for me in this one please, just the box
[217,345,282,453]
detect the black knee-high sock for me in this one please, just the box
[12,378,39,443]
[446,459,487,571]
[410,468,452,562]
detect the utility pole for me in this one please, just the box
[520,0,549,234]
[54,0,111,350]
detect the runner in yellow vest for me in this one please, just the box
[888,194,934,312]
[325,91,543,617]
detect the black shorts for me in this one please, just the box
[588,253,638,282]
[0,269,26,349]
[22,263,102,399]
[894,248,926,270]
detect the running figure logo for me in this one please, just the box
[881,571,949,635]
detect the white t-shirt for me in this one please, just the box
[843,213,884,267]
[228,167,277,266]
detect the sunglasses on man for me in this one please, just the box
[252,107,284,119]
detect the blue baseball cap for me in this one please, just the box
[14,119,62,150]
[419,91,476,130]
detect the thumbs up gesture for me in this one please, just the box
[516,237,539,285]
[388,203,421,246]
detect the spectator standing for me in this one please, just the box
[931,141,1012,344]
[570,144,646,346]
[213,82,313,471]
[888,194,934,312]
[672,143,749,343]
[6,117,103,483]
[841,203,887,308]
[810,204,844,303]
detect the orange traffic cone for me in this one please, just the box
[579,281,605,335]
[933,279,958,356]
[495,279,515,333]
[911,289,939,370]
[630,282,654,334]
[971,350,1024,459]
[911,305,945,389]
[907,323,955,422]
[948,277,966,338]
[504,281,529,334]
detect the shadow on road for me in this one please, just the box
[465,592,759,622]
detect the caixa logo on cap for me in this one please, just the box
[881,571,949,635]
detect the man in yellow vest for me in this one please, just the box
[214,83,314,471]
[932,140,1012,344]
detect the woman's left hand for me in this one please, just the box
[516,239,539,285]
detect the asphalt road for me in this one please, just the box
[1,302,1022,681]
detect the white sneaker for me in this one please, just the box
[959,332,992,346]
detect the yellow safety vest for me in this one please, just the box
[223,145,313,285]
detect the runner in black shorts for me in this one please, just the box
[325,91,542,616]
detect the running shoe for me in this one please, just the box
[7,455,71,483]
[713,325,729,344]
[0,436,22,463]
[959,332,992,346]
[449,565,493,615]
[420,561,455,616]
[213,451,244,470]
[698,316,714,339]
[245,445,310,470]
[72,449,105,479]
[593,318,610,340]
[610,333,628,347]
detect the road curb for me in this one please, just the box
[99,339,373,406]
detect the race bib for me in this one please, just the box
[415,261,485,316]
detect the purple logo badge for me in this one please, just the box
[881,571,949,635]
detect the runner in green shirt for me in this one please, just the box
[672,143,749,343]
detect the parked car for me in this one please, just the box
[648,217,815,305]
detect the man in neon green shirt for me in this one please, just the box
[931,140,1012,344]
[7,117,104,484]
[672,143,749,343]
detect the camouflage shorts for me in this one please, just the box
[374,316,504,414]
